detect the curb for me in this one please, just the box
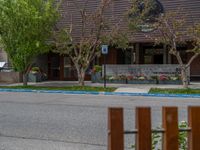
[106,92,200,98]
[0,88,100,95]
[0,88,200,98]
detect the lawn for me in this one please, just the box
[0,85,116,92]
[149,88,200,94]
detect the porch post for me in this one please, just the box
[165,45,172,64]
[130,45,135,64]
[135,43,140,64]
[163,45,167,64]
[60,55,64,80]
[168,50,172,64]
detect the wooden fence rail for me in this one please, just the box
[108,106,200,150]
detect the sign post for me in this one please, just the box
[101,45,108,88]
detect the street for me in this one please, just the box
[0,92,199,150]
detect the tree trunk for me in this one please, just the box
[23,73,28,86]
[75,65,86,86]
[77,70,86,86]
[181,67,189,88]
[174,52,189,88]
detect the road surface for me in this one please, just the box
[0,92,199,150]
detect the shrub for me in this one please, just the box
[30,67,40,73]
[159,74,169,81]
[131,121,188,150]
[92,65,102,73]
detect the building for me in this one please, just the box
[1,0,200,82]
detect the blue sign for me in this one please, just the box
[101,45,108,54]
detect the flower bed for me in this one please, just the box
[127,79,157,84]
[158,75,182,85]
[106,75,127,84]
[126,74,157,84]
[91,73,183,85]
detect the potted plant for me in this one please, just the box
[28,67,42,82]
[91,65,102,83]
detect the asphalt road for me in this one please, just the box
[0,92,199,150]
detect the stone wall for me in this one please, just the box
[0,72,22,83]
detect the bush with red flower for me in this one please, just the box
[159,74,169,81]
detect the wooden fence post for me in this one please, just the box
[108,108,124,150]
[136,107,152,150]
[162,107,179,150]
[188,106,200,150]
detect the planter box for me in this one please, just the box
[158,80,182,85]
[106,79,127,84]
[91,73,127,84]
[91,72,102,83]
[127,80,157,84]
[28,73,42,82]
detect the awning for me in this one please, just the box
[0,62,6,68]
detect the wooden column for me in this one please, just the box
[135,43,140,64]
[47,54,51,80]
[167,47,172,64]
[188,107,200,150]
[136,107,152,150]
[163,45,167,64]
[162,107,179,150]
[108,108,124,150]
[60,55,64,80]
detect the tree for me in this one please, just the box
[128,0,200,88]
[53,0,128,86]
[153,13,200,88]
[0,0,59,85]
[128,0,163,32]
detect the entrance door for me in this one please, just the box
[63,56,77,80]
[154,54,163,64]
[48,54,83,81]
[48,54,60,80]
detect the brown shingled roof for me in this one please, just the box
[57,0,200,43]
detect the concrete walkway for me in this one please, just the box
[115,83,200,93]
[2,81,200,94]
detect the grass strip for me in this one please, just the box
[0,85,116,92]
[149,88,200,94]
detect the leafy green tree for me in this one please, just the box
[128,0,162,31]
[0,0,59,85]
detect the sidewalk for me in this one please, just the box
[115,82,200,93]
[3,81,200,94]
